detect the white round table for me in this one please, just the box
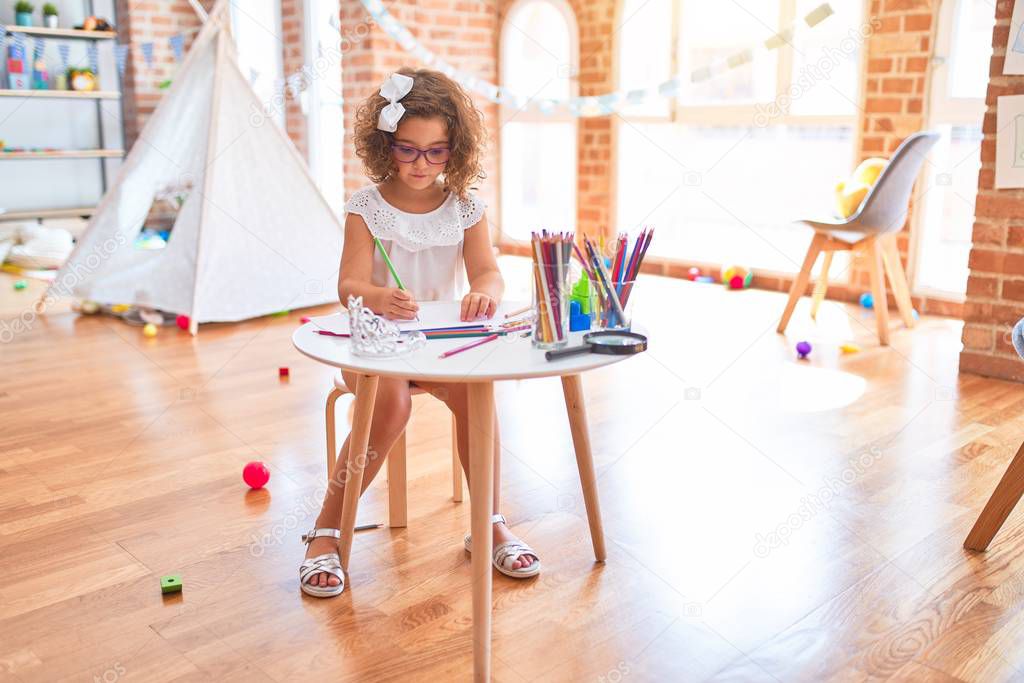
[292,301,638,681]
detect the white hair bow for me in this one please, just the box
[377,73,414,133]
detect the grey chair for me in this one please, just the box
[777,131,941,345]
[965,318,1024,551]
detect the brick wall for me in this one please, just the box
[115,0,210,149]
[960,0,1024,383]
[281,0,308,156]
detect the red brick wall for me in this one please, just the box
[960,0,1024,382]
[116,0,210,149]
[338,0,500,219]
[281,0,308,156]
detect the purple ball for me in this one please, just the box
[796,341,812,358]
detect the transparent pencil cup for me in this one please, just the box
[531,262,570,349]
[593,279,636,331]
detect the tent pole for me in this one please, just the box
[187,0,208,22]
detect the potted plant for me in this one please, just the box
[14,1,34,26]
[42,2,57,28]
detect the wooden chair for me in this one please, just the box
[777,131,940,346]
[326,371,463,528]
[965,319,1024,551]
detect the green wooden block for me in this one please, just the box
[13,280,27,291]
[160,574,182,594]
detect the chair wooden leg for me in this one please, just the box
[387,430,408,528]
[965,440,1024,551]
[810,251,833,320]
[325,388,344,480]
[865,236,891,346]
[561,374,607,562]
[338,374,379,571]
[881,234,916,329]
[777,232,827,334]
[451,413,463,502]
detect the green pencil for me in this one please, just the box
[373,236,406,290]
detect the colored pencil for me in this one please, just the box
[439,333,500,358]
[373,236,405,291]
[504,304,531,318]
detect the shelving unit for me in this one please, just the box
[1,2,123,221]
[1,25,116,40]
[0,149,123,159]
[0,88,119,99]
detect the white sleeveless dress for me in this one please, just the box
[344,185,487,302]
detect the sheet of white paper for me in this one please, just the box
[308,300,530,335]
[996,95,1024,189]
[1007,0,1024,75]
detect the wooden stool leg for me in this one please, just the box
[387,430,408,528]
[338,374,379,571]
[777,232,826,334]
[452,413,463,502]
[865,236,890,346]
[965,440,1024,551]
[881,233,916,329]
[810,251,833,320]
[325,388,343,480]
[467,382,495,683]
[561,374,607,562]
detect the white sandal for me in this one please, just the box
[299,528,345,598]
[463,513,541,579]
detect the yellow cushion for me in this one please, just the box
[835,157,887,218]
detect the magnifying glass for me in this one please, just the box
[545,330,648,361]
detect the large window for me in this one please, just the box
[304,0,346,216]
[499,0,577,242]
[912,0,993,297]
[230,0,285,129]
[616,0,864,274]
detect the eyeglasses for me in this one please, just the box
[390,143,450,165]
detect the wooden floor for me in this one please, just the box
[3,256,1024,682]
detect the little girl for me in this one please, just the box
[299,68,540,598]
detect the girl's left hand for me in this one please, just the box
[461,292,497,321]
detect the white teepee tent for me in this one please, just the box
[49,1,343,334]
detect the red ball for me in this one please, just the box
[729,275,744,290]
[243,461,270,489]
[687,267,701,281]
[176,315,190,330]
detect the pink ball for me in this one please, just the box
[243,461,270,489]
[729,275,744,290]
[176,315,190,330]
[687,267,701,281]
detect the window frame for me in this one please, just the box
[613,0,868,277]
[496,0,580,247]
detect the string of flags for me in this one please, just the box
[358,0,835,117]
[0,27,197,78]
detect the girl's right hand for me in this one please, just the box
[381,288,419,320]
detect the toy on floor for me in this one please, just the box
[13,279,26,290]
[696,275,715,284]
[687,267,701,281]
[840,342,861,354]
[569,300,591,331]
[721,265,752,289]
[835,157,887,218]
[859,293,874,309]
[160,574,182,594]
[81,300,100,314]
[243,461,270,489]
[176,315,190,330]
[143,323,158,338]
[279,367,289,379]
[796,340,812,359]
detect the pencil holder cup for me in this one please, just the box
[531,261,570,349]
[593,279,636,331]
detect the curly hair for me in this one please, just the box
[353,67,487,200]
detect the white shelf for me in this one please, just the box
[0,89,120,100]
